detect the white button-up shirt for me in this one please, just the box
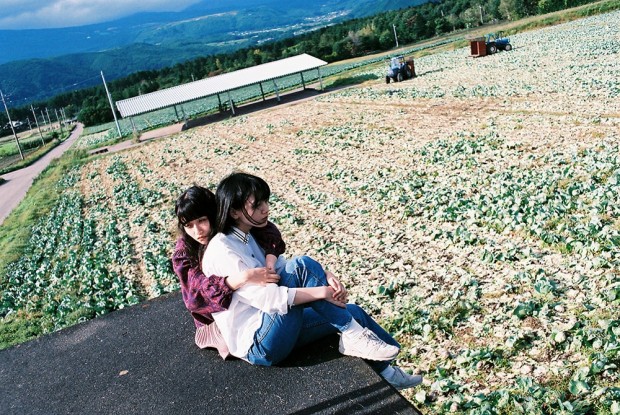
[202,227,294,359]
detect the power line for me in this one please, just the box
[3,74,103,107]
[54,75,103,94]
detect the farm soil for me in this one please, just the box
[75,12,620,410]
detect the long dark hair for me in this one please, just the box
[175,185,217,261]
[215,172,270,234]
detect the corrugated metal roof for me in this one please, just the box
[116,53,327,118]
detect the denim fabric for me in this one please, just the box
[245,306,305,365]
[246,256,399,372]
[279,256,353,330]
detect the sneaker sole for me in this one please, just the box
[338,345,399,361]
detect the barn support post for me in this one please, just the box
[300,72,306,90]
[129,117,137,135]
[317,67,324,91]
[216,94,223,112]
[272,80,281,102]
[173,105,180,122]
[259,83,266,102]
[227,91,236,115]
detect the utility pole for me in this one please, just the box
[479,5,484,24]
[45,108,52,128]
[1,89,24,160]
[41,110,47,130]
[393,24,399,48]
[31,105,45,145]
[55,109,64,135]
[101,71,122,138]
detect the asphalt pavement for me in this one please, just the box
[0,292,422,415]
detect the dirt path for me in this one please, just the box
[0,123,83,225]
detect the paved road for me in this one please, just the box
[0,123,83,225]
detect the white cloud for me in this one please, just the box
[0,0,202,29]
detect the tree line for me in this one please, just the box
[1,0,600,129]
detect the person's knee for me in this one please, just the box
[249,311,303,365]
[250,352,282,366]
[248,344,288,366]
[284,256,301,274]
[290,255,320,269]
[285,255,323,277]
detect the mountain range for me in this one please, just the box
[0,0,426,106]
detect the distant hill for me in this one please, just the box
[0,0,426,105]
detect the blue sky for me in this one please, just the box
[0,0,202,30]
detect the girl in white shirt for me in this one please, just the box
[201,172,423,390]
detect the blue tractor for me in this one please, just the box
[485,31,512,54]
[385,55,416,84]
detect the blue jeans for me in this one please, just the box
[246,256,400,372]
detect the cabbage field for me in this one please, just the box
[2,10,620,414]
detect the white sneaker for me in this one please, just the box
[339,328,399,361]
[382,366,423,390]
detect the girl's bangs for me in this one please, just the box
[250,177,270,203]
[177,202,205,226]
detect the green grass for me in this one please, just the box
[513,0,620,31]
[0,311,47,349]
[0,137,39,158]
[0,303,96,350]
[0,130,72,175]
[326,74,380,88]
[0,130,61,158]
[0,139,60,175]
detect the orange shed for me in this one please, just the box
[470,37,487,57]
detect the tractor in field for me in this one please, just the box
[484,31,512,54]
[385,55,416,83]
